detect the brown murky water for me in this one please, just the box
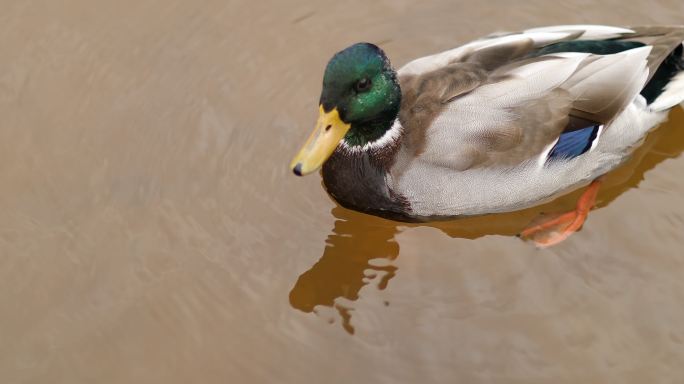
[2,1,684,383]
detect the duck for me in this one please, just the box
[290,25,684,246]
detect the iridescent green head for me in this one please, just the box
[320,43,401,145]
[290,43,401,176]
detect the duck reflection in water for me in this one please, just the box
[289,207,400,334]
[289,108,684,334]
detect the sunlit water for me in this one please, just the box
[2,1,684,383]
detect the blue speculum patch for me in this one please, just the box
[548,124,601,161]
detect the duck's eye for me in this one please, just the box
[355,78,372,93]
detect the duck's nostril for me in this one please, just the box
[293,163,303,176]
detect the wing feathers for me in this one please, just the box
[628,26,684,80]
[396,25,679,172]
[524,25,634,40]
[563,46,651,122]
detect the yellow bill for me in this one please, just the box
[290,105,351,176]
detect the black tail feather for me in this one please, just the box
[641,43,684,104]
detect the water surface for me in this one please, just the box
[2,1,684,383]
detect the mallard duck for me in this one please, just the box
[290,25,684,246]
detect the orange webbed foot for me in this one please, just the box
[519,178,602,248]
